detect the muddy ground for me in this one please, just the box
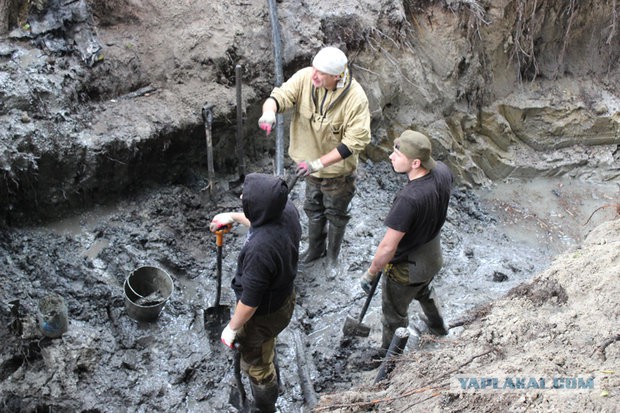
[1,160,618,412]
[1,0,619,412]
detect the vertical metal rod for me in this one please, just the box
[267,0,284,176]
[202,103,215,193]
[235,64,246,179]
[374,327,410,383]
[275,114,284,176]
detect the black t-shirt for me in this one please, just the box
[385,161,453,264]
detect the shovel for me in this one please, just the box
[287,168,305,193]
[342,271,382,337]
[204,223,232,337]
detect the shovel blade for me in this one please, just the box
[342,315,371,337]
[204,305,230,337]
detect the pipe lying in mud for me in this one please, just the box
[374,327,411,383]
[293,330,318,408]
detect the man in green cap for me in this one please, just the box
[359,130,453,351]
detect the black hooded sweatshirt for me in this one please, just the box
[231,173,301,315]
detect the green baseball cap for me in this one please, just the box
[394,130,437,170]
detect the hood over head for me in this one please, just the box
[242,173,289,227]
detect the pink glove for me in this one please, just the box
[259,123,272,135]
[297,159,324,176]
[258,111,276,135]
[221,324,237,349]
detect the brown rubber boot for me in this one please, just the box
[302,217,326,264]
[250,375,279,413]
[417,286,449,336]
[326,223,346,266]
[381,324,397,351]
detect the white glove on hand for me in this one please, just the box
[360,270,377,295]
[221,324,237,349]
[297,159,324,176]
[210,212,234,232]
[258,111,276,135]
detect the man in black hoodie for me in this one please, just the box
[210,173,301,412]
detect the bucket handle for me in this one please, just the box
[126,278,144,298]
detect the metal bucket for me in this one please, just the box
[124,266,174,322]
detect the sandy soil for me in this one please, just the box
[315,216,620,412]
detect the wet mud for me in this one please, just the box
[1,157,614,412]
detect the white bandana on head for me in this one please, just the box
[312,46,347,77]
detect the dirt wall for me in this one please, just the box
[1,0,619,225]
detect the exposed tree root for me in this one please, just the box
[593,334,620,361]
[314,349,496,412]
[583,204,620,226]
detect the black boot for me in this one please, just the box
[418,286,448,336]
[250,376,279,413]
[326,223,346,266]
[381,325,396,351]
[273,351,282,394]
[302,217,326,264]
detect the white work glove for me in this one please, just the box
[360,270,377,295]
[297,159,324,176]
[258,111,276,135]
[210,212,234,232]
[221,324,237,349]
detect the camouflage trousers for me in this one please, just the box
[236,291,296,384]
[303,174,356,227]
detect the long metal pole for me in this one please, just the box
[235,64,246,179]
[267,0,284,176]
[202,103,215,193]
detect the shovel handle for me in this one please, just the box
[358,271,382,322]
[212,223,231,307]
[214,223,232,246]
[287,169,305,194]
